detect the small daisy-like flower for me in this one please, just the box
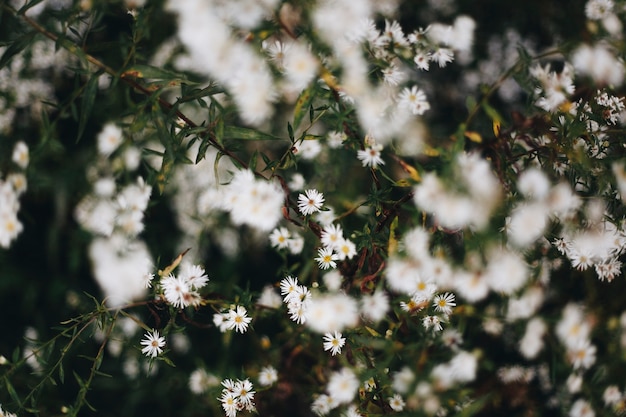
[398,86,430,116]
[422,315,444,331]
[315,247,339,270]
[142,272,154,289]
[570,250,594,271]
[298,189,325,216]
[336,238,357,261]
[226,305,252,333]
[161,274,192,309]
[219,391,239,417]
[140,329,166,358]
[12,141,29,169]
[430,47,454,67]
[269,227,291,249]
[180,264,209,289]
[323,331,346,356]
[213,312,230,332]
[357,144,385,168]
[433,292,456,315]
[258,366,278,386]
[280,275,300,302]
[400,294,428,314]
[234,379,255,407]
[413,52,431,70]
[321,223,344,249]
[388,393,405,411]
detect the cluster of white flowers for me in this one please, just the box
[311,367,360,415]
[413,152,501,230]
[213,305,253,334]
[595,90,625,124]
[572,43,625,87]
[220,170,285,232]
[165,0,277,125]
[0,142,28,248]
[160,263,209,309]
[557,304,597,371]
[268,226,304,254]
[280,275,311,325]
[553,213,626,281]
[317,223,357,268]
[530,63,576,113]
[507,167,580,247]
[219,378,256,417]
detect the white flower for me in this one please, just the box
[234,378,255,407]
[12,141,29,169]
[257,285,282,309]
[327,368,359,404]
[189,368,220,394]
[568,339,597,369]
[269,227,291,249]
[357,144,385,168]
[225,305,253,333]
[97,123,124,156]
[569,399,595,417]
[360,291,389,323]
[388,393,405,411]
[280,276,301,302]
[323,331,346,356]
[517,316,546,358]
[222,170,285,232]
[305,293,359,334]
[398,86,430,115]
[315,247,339,270]
[140,329,165,358]
[321,224,344,249]
[162,274,197,309]
[179,263,209,289]
[298,189,325,215]
[433,292,456,315]
[258,366,278,386]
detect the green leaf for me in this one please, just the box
[223,126,284,141]
[215,116,224,146]
[293,85,315,130]
[77,74,99,143]
[178,84,224,103]
[287,122,294,141]
[5,377,22,407]
[0,31,37,69]
[482,101,504,125]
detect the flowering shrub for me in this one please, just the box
[2,0,626,416]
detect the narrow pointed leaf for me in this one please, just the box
[0,31,37,69]
[223,126,283,141]
[77,74,99,143]
[293,85,315,130]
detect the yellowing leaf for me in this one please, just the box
[493,119,501,137]
[159,248,190,277]
[423,145,440,157]
[364,326,382,337]
[464,131,482,143]
[388,216,399,255]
